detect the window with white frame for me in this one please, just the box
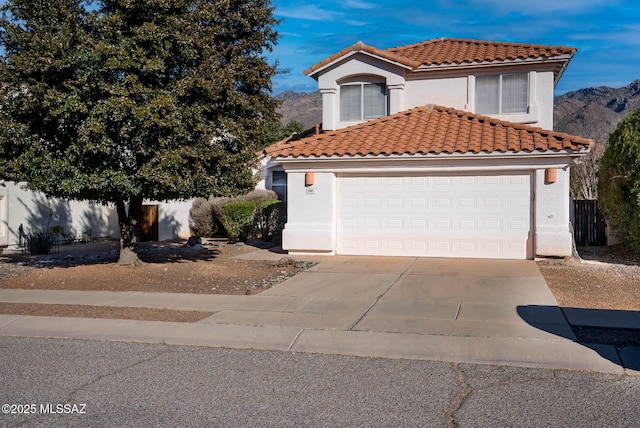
[340,82,386,122]
[476,73,528,115]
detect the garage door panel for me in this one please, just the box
[457,197,477,209]
[458,218,478,231]
[456,240,478,256]
[387,218,404,229]
[388,198,404,208]
[409,217,427,231]
[337,174,532,259]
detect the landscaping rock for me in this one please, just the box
[186,236,202,247]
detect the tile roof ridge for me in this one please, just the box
[386,37,576,53]
[463,38,577,55]
[385,38,443,52]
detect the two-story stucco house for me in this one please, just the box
[261,38,593,259]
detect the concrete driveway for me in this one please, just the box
[0,254,635,373]
[220,256,573,341]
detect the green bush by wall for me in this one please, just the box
[221,201,257,241]
[598,107,640,260]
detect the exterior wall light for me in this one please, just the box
[545,168,557,184]
[305,172,315,187]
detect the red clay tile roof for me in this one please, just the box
[388,38,576,67]
[304,38,576,76]
[262,105,593,159]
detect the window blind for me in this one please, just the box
[501,73,528,113]
[363,83,386,119]
[476,73,528,115]
[340,85,361,121]
[476,75,500,114]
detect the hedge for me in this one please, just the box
[221,201,257,241]
[597,107,640,260]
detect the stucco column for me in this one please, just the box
[282,171,336,254]
[387,83,405,115]
[534,166,573,257]
[320,88,337,131]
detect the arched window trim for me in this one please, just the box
[339,76,388,122]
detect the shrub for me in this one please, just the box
[190,198,216,237]
[238,188,278,202]
[190,196,234,237]
[190,189,278,238]
[253,200,286,242]
[221,201,257,241]
[597,107,640,260]
[209,196,234,235]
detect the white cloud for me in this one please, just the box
[343,0,379,9]
[472,0,617,14]
[275,4,344,22]
[279,31,303,38]
[345,20,370,27]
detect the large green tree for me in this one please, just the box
[597,108,640,260]
[0,0,280,264]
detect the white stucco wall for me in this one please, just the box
[531,70,555,130]
[404,74,469,112]
[533,165,573,257]
[0,181,118,247]
[313,54,558,131]
[281,172,336,254]
[154,200,193,241]
[0,182,194,247]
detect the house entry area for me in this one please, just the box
[140,204,159,242]
[336,173,533,259]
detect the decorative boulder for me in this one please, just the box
[187,236,202,247]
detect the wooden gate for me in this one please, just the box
[573,200,607,246]
[140,205,159,242]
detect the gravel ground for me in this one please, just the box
[0,239,316,322]
[537,245,640,311]
[0,239,315,295]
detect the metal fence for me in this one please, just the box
[573,200,607,246]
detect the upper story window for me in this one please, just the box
[340,82,387,122]
[476,73,528,115]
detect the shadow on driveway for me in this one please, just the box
[518,305,640,371]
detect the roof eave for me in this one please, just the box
[305,50,414,79]
[552,52,575,87]
[270,147,592,163]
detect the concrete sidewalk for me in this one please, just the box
[0,253,638,374]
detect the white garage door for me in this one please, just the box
[337,173,532,259]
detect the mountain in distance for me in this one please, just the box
[276,80,640,145]
[275,91,322,130]
[554,79,640,145]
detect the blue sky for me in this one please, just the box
[268,0,640,95]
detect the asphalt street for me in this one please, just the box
[0,337,638,427]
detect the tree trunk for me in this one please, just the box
[116,196,144,266]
